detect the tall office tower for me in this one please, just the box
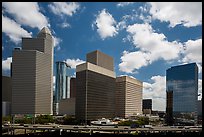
[166,91,173,125]
[12,27,53,115]
[197,99,202,117]
[197,99,202,124]
[76,50,116,122]
[70,77,76,98]
[166,63,198,125]
[2,76,12,116]
[142,99,152,115]
[115,76,143,118]
[86,50,114,71]
[54,61,71,115]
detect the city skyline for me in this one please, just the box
[2,2,202,111]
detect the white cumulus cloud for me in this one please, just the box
[2,15,32,44]
[2,2,49,30]
[117,2,134,7]
[127,23,181,61]
[2,57,12,71]
[119,51,150,73]
[180,39,202,73]
[53,75,56,91]
[48,2,80,17]
[94,9,118,40]
[182,39,202,63]
[143,75,166,111]
[61,22,71,28]
[65,58,85,69]
[149,2,202,27]
[53,36,62,50]
[119,23,182,73]
[198,79,202,100]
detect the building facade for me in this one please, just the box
[76,51,116,122]
[59,98,75,116]
[115,76,143,118]
[166,63,198,125]
[70,77,76,98]
[54,61,71,115]
[86,50,114,71]
[142,99,152,115]
[2,76,12,116]
[12,27,53,115]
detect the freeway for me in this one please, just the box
[2,124,202,135]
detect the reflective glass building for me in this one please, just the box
[54,61,71,115]
[166,63,198,125]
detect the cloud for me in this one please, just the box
[198,79,202,100]
[149,2,202,27]
[119,23,182,73]
[2,15,32,44]
[119,51,150,73]
[65,58,85,69]
[48,2,80,17]
[117,2,134,7]
[197,63,202,74]
[53,36,62,49]
[182,39,202,63]
[2,57,12,71]
[127,23,182,61]
[143,75,166,111]
[179,39,202,73]
[53,75,56,92]
[61,22,71,28]
[71,72,76,78]
[94,9,118,40]
[2,2,49,30]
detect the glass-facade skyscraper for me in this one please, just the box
[166,63,198,125]
[54,61,71,115]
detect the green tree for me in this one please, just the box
[35,115,54,124]
[2,116,12,124]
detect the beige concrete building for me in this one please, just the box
[11,27,53,115]
[59,98,75,116]
[76,51,116,122]
[116,76,143,118]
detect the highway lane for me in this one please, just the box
[3,124,202,132]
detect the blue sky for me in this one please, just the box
[2,2,202,111]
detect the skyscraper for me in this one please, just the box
[166,63,198,125]
[2,76,12,116]
[12,27,53,115]
[86,50,114,71]
[76,50,116,122]
[54,61,71,115]
[115,76,143,118]
[70,77,76,98]
[142,99,152,115]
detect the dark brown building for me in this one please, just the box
[86,50,114,71]
[166,91,173,125]
[76,51,116,122]
[70,77,76,98]
[12,27,53,115]
[142,99,152,115]
[2,76,12,116]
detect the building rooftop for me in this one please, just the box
[37,27,52,36]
